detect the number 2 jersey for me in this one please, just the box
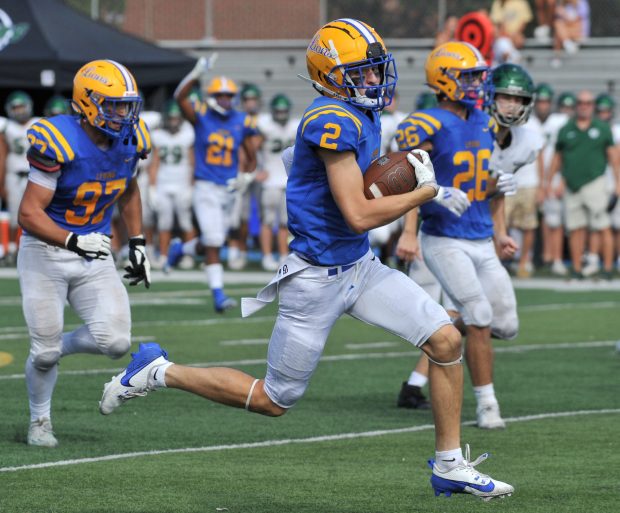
[192,102,258,185]
[26,114,151,235]
[287,96,381,266]
[396,107,496,240]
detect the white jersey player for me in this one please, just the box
[148,100,195,268]
[527,84,571,275]
[0,91,38,258]
[257,94,298,270]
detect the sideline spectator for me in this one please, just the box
[490,0,533,64]
[551,0,590,67]
[434,14,459,48]
[534,0,556,42]
[547,90,620,280]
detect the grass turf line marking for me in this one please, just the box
[0,340,616,381]
[1,409,618,473]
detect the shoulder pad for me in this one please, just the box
[300,103,362,152]
[134,118,152,157]
[395,111,442,150]
[27,146,61,172]
[27,117,76,164]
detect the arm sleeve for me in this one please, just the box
[28,167,60,190]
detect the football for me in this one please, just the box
[363,151,419,199]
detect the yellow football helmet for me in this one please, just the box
[204,76,238,116]
[72,59,142,138]
[425,42,488,106]
[304,18,397,111]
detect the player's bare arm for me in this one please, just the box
[490,194,518,259]
[320,148,436,234]
[117,176,143,238]
[240,135,258,173]
[18,181,70,247]
[606,144,620,196]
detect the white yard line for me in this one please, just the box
[1,408,618,473]
[0,339,616,381]
[220,339,269,346]
[345,342,399,350]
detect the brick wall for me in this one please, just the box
[122,0,320,41]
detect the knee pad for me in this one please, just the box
[32,348,61,371]
[491,317,519,341]
[462,296,493,328]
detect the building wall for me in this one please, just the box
[122,0,321,41]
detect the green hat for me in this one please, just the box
[595,93,615,112]
[270,93,291,111]
[240,83,261,100]
[415,92,437,110]
[489,64,535,126]
[557,92,576,108]
[535,82,554,101]
[5,90,33,121]
[44,95,69,117]
[163,99,182,117]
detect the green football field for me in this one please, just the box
[0,273,619,513]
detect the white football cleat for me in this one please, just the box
[28,417,58,448]
[430,445,514,501]
[99,342,169,415]
[477,402,506,429]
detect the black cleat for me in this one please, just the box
[397,382,431,409]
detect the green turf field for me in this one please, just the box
[1,275,619,513]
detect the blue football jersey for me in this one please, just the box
[27,114,151,235]
[287,96,381,266]
[396,107,497,239]
[192,102,258,184]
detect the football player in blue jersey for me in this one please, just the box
[100,20,513,501]
[17,60,151,447]
[394,42,519,430]
[168,67,259,313]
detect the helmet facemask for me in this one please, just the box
[490,91,534,127]
[443,66,488,107]
[87,91,142,139]
[326,41,397,111]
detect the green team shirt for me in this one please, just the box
[555,117,614,192]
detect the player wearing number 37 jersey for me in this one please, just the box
[99,20,513,501]
[18,59,151,448]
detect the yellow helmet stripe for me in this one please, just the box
[301,109,362,138]
[37,119,75,162]
[302,104,363,132]
[411,112,442,131]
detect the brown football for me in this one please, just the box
[363,151,419,199]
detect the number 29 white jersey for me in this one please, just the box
[0,116,38,176]
[151,123,195,189]
[258,114,299,189]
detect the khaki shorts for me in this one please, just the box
[564,175,611,231]
[505,186,539,230]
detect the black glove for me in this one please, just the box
[65,232,111,260]
[123,235,151,288]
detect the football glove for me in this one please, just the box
[407,149,439,194]
[65,232,111,260]
[226,171,256,194]
[123,235,151,288]
[497,171,517,196]
[433,186,471,217]
[281,145,295,176]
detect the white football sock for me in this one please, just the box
[407,370,428,388]
[435,447,464,471]
[473,383,497,406]
[26,357,58,422]
[152,362,173,388]
[205,263,224,289]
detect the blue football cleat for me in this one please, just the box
[213,288,237,313]
[429,445,514,501]
[164,238,184,272]
[99,342,170,415]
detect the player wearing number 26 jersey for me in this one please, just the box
[395,42,519,432]
[17,59,151,448]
